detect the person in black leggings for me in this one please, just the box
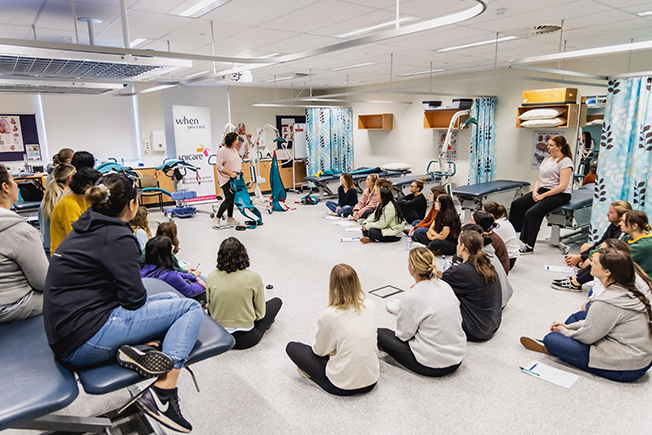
[397,177,427,225]
[413,194,460,255]
[213,132,243,227]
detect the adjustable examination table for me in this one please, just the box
[304,168,411,199]
[546,185,594,254]
[452,180,531,222]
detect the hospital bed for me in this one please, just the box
[304,168,411,199]
[546,185,594,254]
[452,180,531,223]
[0,278,235,434]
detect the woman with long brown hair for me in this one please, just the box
[509,135,573,254]
[325,172,358,217]
[442,230,502,341]
[521,247,652,382]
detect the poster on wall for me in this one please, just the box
[531,131,563,169]
[172,105,215,203]
[437,130,458,162]
[0,116,24,153]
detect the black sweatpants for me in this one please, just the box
[231,298,283,350]
[285,342,377,396]
[363,228,401,243]
[509,188,571,248]
[377,328,461,377]
[427,239,457,255]
[216,180,236,219]
[576,264,593,285]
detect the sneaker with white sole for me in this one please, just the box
[297,367,311,379]
[520,337,550,355]
[212,217,220,228]
[226,217,241,226]
[117,345,174,378]
[551,278,582,292]
[519,246,534,255]
[136,387,192,433]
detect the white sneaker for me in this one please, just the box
[386,298,401,315]
[227,217,241,226]
[212,217,220,228]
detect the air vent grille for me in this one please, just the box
[507,23,566,38]
[0,83,117,95]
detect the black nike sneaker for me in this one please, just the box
[117,344,174,378]
[137,387,192,433]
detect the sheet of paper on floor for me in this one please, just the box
[544,265,575,274]
[521,360,579,389]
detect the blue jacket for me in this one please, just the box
[140,264,205,298]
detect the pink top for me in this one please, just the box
[215,146,242,187]
[353,188,379,215]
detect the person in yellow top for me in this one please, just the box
[49,167,100,254]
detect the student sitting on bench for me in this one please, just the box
[397,177,428,225]
[377,247,465,377]
[141,236,207,304]
[286,264,378,396]
[0,164,49,323]
[361,187,405,243]
[325,173,358,217]
[44,173,203,433]
[352,173,379,222]
[207,237,282,349]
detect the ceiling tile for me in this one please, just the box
[257,34,340,54]
[0,0,43,26]
[199,0,321,26]
[562,10,637,28]
[100,10,192,40]
[131,0,185,13]
[259,0,377,33]
[0,24,33,40]
[161,19,241,45]
[216,27,301,51]
[382,26,494,49]
[307,10,396,37]
[594,0,652,8]
[398,0,485,20]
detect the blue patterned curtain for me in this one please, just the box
[590,77,652,242]
[468,98,497,184]
[306,107,353,176]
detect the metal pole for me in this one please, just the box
[557,19,564,70]
[31,25,37,40]
[429,61,433,93]
[390,53,393,89]
[210,21,216,73]
[70,0,79,43]
[120,0,131,48]
[494,32,499,75]
[87,19,95,45]
[396,0,400,29]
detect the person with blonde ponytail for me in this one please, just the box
[45,148,74,186]
[521,248,652,382]
[442,230,502,341]
[377,247,466,376]
[38,163,76,256]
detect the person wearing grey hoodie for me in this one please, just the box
[0,164,49,323]
[521,247,652,382]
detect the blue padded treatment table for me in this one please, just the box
[0,315,79,431]
[304,168,411,199]
[394,174,442,198]
[546,186,594,254]
[77,278,235,395]
[452,180,531,223]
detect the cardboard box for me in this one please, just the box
[522,88,577,105]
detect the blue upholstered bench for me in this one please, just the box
[452,180,531,223]
[304,168,411,199]
[0,278,235,432]
[393,174,442,199]
[546,186,594,254]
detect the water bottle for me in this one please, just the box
[441,255,451,272]
[405,237,412,251]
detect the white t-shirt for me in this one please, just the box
[493,217,520,259]
[539,156,573,194]
[312,298,379,390]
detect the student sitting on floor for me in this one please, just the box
[49,167,101,254]
[207,237,282,350]
[471,210,510,275]
[44,173,202,432]
[552,200,631,291]
[377,247,465,377]
[141,236,207,304]
[352,173,379,222]
[325,173,358,217]
[361,187,405,243]
[407,186,448,241]
[141,221,202,277]
[521,247,652,383]
[286,264,378,396]
[620,210,652,276]
[397,177,428,225]
[38,163,76,257]
[483,201,520,270]
[413,194,461,256]
[130,205,152,251]
[0,164,49,323]
[442,230,501,341]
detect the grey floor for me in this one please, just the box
[8,193,652,435]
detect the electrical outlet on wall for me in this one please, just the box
[143,138,150,154]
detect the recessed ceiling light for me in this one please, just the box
[130,38,146,48]
[638,10,652,16]
[337,17,416,38]
[437,36,517,52]
[264,76,295,83]
[331,62,375,71]
[169,0,231,18]
[399,69,445,77]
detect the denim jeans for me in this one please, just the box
[543,332,652,382]
[326,201,352,216]
[62,293,203,369]
[412,227,429,243]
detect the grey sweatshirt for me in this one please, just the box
[482,244,513,308]
[0,207,49,308]
[562,284,652,371]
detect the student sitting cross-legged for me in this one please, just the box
[521,247,652,383]
[207,237,282,350]
[413,194,461,256]
[483,201,520,270]
[361,187,405,243]
[286,264,378,396]
[377,247,465,377]
[397,177,428,225]
[325,173,358,217]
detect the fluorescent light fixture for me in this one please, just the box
[399,69,445,77]
[331,62,375,71]
[638,10,652,16]
[338,17,416,38]
[140,84,177,94]
[264,76,295,83]
[437,35,517,52]
[514,39,652,64]
[185,70,209,79]
[324,81,362,87]
[170,0,231,18]
[130,38,146,48]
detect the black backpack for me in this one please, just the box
[17,180,44,202]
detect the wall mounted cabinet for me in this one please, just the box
[358,114,393,130]
[423,110,469,129]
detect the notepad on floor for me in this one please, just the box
[322,215,340,220]
[520,361,579,389]
[339,237,360,242]
[333,221,355,227]
[544,265,575,274]
[345,227,361,232]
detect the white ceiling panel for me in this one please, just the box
[257,34,340,54]
[162,19,241,45]
[398,0,484,20]
[259,1,377,33]
[131,0,186,13]
[562,10,637,29]
[594,0,652,8]
[100,10,192,40]
[199,0,321,26]
[340,0,406,8]
[216,27,298,51]
[0,24,34,40]
[307,10,397,37]
[0,0,43,26]
[382,26,494,49]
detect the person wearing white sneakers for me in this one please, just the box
[213,132,243,228]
